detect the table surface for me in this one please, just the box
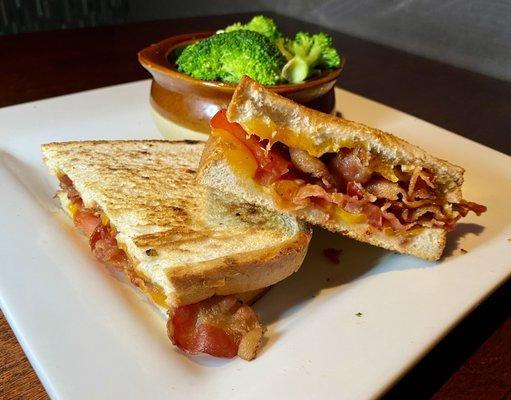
[0,12,510,400]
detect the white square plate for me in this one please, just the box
[1,81,510,400]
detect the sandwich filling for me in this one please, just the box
[211,110,486,234]
[58,174,264,360]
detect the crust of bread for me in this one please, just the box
[198,135,446,261]
[43,140,312,307]
[165,230,310,305]
[227,76,464,202]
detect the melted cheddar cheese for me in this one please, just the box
[67,194,169,309]
[211,128,258,178]
[241,118,355,158]
[334,207,367,224]
[241,118,399,183]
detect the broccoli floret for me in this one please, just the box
[224,15,281,41]
[176,30,286,85]
[277,32,342,83]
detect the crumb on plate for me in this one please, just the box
[323,248,341,264]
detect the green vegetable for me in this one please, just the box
[223,15,281,41]
[176,15,342,85]
[176,30,286,85]
[277,32,341,83]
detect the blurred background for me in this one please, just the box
[1,0,510,82]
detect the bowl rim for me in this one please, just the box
[138,31,344,94]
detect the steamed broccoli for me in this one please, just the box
[175,30,286,85]
[223,15,281,41]
[277,32,341,83]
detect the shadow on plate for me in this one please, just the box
[255,220,487,332]
[255,227,437,329]
[12,147,488,368]
[442,222,485,258]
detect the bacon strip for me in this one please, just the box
[363,203,383,228]
[168,295,264,360]
[211,110,486,234]
[73,205,101,236]
[61,173,265,360]
[407,167,422,198]
[59,174,81,202]
[289,148,335,188]
[365,178,405,201]
[381,202,414,231]
[329,148,372,185]
[89,224,129,270]
[457,200,487,216]
[347,181,377,202]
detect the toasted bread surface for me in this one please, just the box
[43,140,311,306]
[198,136,445,261]
[227,77,464,201]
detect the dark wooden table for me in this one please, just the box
[0,12,510,400]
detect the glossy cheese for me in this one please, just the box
[240,118,400,183]
[241,118,341,158]
[211,128,258,178]
[67,194,169,310]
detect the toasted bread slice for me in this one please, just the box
[227,76,464,202]
[42,140,311,307]
[198,136,445,261]
[197,77,485,261]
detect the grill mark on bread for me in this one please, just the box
[227,77,465,199]
[43,139,312,306]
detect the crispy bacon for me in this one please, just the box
[294,184,334,204]
[73,207,101,236]
[407,167,436,199]
[289,148,335,188]
[329,148,372,185]
[365,179,431,208]
[343,197,367,213]
[407,167,421,198]
[347,181,377,202]
[409,205,445,222]
[381,202,414,231]
[168,295,264,360]
[419,170,436,189]
[212,110,486,234]
[457,200,487,216]
[59,174,81,202]
[89,224,129,269]
[60,175,129,269]
[363,203,383,228]
[62,173,264,360]
[291,184,343,222]
[366,179,405,201]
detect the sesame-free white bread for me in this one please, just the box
[197,78,457,260]
[227,77,464,202]
[42,140,311,306]
[197,135,445,261]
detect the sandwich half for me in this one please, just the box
[42,139,311,359]
[197,77,486,261]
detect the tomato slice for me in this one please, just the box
[211,109,250,141]
[211,110,292,185]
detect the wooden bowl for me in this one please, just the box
[138,32,344,135]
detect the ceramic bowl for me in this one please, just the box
[138,32,343,136]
